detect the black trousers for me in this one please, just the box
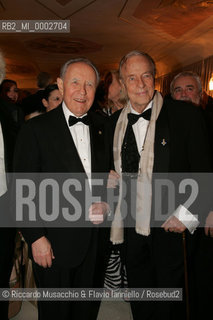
[0,228,16,320]
[32,230,106,320]
[194,228,213,320]
[123,228,198,320]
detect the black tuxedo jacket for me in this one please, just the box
[0,98,18,173]
[14,105,111,268]
[110,96,212,225]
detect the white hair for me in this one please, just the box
[0,51,5,84]
[119,50,156,80]
[60,57,100,86]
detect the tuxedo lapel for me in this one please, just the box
[153,102,170,173]
[89,121,99,174]
[88,113,106,173]
[88,112,110,199]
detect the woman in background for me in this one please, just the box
[92,70,127,116]
[42,83,62,112]
[103,70,126,115]
[0,79,23,125]
[25,83,62,120]
[0,79,18,103]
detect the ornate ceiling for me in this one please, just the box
[1,0,213,89]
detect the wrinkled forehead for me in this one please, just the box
[65,62,97,82]
[174,76,199,89]
[121,55,154,77]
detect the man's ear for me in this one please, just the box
[119,77,123,86]
[42,98,48,108]
[120,79,127,96]
[57,77,64,96]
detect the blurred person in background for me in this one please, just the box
[41,83,62,112]
[0,79,23,126]
[170,71,202,106]
[92,70,127,116]
[21,71,52,117]
[170,71,213,162]
[102,70,126,115]
[0,79,18,103]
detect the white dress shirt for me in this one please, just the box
[0,122,7,196]
[62,103,91,186]
[129,101,199,233]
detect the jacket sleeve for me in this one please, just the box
[13,120,46,248]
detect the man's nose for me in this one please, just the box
[79,84,87,95]
[181,89,188,97]
[138,77,145,88]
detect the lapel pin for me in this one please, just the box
[161,138,167,146]
[98,130,102,135]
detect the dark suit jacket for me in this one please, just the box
[110,96,212,226]
[0,98,19,172]
[14,104,111,268]
[0,98,18,284]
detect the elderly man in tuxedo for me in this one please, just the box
[14,58,111,320]
[0,52,17,320]
[110,51,211,320]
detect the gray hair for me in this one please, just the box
[119,50,156,80]
[60,57,100,86]
[0,51,5,85]
[170,71,202,98]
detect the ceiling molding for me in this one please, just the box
[56,0,71,6]
[35,0,97,19]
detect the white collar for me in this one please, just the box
[62,101,88,124]
[130,100,153,115]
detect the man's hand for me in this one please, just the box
[31,236,55,268]
[161,216,186,233]
[89,202,110,225]
[205,211,213,237]
[107,170,120,188]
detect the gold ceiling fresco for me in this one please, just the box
[133,0,213,38]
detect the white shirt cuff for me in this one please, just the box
[172,205,199,234]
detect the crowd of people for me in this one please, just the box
[0,49,212,320]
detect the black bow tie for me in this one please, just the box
[68,115,90,126]
[127,108,152,125]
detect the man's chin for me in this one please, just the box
[180,97,192,103]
